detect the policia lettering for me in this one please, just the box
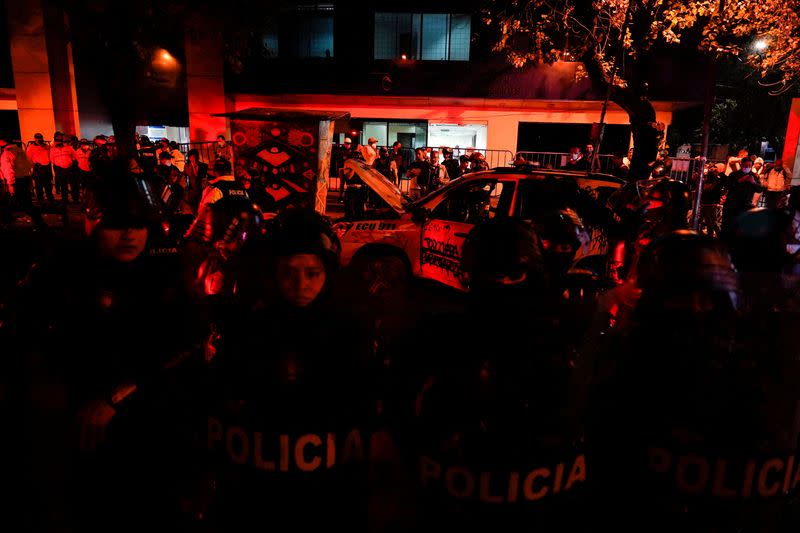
[208,417,365,472]
[648,448,800,499]
[420,455,586,503]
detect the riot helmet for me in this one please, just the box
[636,230,739,316]
[462,219,547,305]
[262,208,341,307]
[729,208,794,274]
[640,178,691,228]
[83,163,165,261]
[534,209,589,281]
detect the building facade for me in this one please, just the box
[2,0,799,176]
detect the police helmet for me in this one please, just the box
[184,198,262,246]
[264,208,341,274]
[535,209,589,278]
[462,219,546,295]
[83,161,164,234]
[650,163,668,178]
[641,178,691,226]
[637,230,739,311]
[729,208,794,274]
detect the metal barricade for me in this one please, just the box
[176,141,225,165]
[513,151,618,172]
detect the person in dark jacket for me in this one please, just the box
[200,209,374,532]
[8,164,197,531]
[138,135,158,174]
[406,219,589,531]
[184,149,208,211]
[588,231,800,532]
[722,157,765,239]
[692,163,725,237]
[563,146,590,171]
[442,147,461,181]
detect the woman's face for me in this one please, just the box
[96,227,148,262]
[276,253,327,307]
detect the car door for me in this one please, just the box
[420,178,516,290]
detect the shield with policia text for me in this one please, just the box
[214,108,349,214]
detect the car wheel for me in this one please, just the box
[351,253,409,298]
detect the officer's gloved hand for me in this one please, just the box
[76,398,116,452]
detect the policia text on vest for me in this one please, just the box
[208,417,365,472]
[420,455,586,503]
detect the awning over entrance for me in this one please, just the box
[213,107,350,122]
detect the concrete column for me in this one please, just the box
[43,4,80,137]
[783,98,800,182]
[7,0,56,141]
[185,14,229,142]
[316,120,334,214]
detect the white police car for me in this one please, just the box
[332,159,624,292]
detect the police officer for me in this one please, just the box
[8,162,197,530]
[0,137,47,229]
[137,135,157,174]
[407,219,589,531]
[156,150,174,184]
[51,132,77,203]
[74,139,94,194]
[588,230,800,531]
[534,208,591,294]
[26,132,53,202]
[607,178,691,285]
[184,158,256,330]
[89,135,113,177]
[160,165,195,238]
[199,208,373,531]
[195,158,248,213]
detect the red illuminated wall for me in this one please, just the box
[7,0,56,140]
[185,15,229,141]
[783,98,800,180]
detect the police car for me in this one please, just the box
[332,159,625,292]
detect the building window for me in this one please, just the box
[277,4,334,59]
[374,13,471,61]
[262,19,279,58]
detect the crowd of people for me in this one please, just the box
[694,151,793,238]
[0,132,241,232]
[333,138,490,218]
[3,133,800,532]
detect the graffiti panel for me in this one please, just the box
[231,119,319,211]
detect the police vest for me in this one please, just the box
[592,314,800,531]
[213,179,250,202]
[410,312,588,530]
[203,309,374,529]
